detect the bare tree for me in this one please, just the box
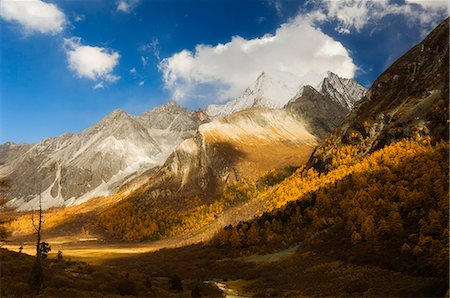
[31,192,43,260]
[28,185,45,293]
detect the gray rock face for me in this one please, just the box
[133,132,237,205]
[287,85,349,139]
[317,71,367,110]
[0,101,207,210]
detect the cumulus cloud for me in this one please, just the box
[159,15,356,104]
[117,0,139,13]
[0,0,66,35]
[307,0,448,34]
[64,37,120,85]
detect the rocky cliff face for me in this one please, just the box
[317,71,367,110]
[310,18,449,171]
[287,85,349,139]
[0,101,206,210]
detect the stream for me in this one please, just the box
[204,280,249,298]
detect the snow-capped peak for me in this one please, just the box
[317,71,366,110]
[206,70,366,118]
[206,70,302,117]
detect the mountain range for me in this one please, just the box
[0,102,207,210]
[0,72,365,210]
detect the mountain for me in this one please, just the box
[310,18,449,171]
[0,101,206,210]
[206,71,366,118]
[317,71,367,110]
[286,85,349,139]
[206,71,303,117]
[117,18,449,245]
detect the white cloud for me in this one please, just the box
[0,0,66,35]
[159,15,356,104]
[139,81,145,86]
[117,0,139,13]
[93,82,104,90]
[130,67,137,74]
[307,0,448,34]
[63,37,120,84]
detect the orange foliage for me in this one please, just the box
[212,138,449,276]
[95,179,259,241]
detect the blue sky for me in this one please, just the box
[0,0,448,143]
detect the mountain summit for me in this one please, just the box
[206,71,302,117]
[206,71,365,117]
[317,71,367,110]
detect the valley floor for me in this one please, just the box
[2,233,445,297]
[3,183,272,264]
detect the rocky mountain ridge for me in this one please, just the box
[317,71,367,110]
[206,71,302,117]
[0,101,206,210]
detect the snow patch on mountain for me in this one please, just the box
[206,71,303,117]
